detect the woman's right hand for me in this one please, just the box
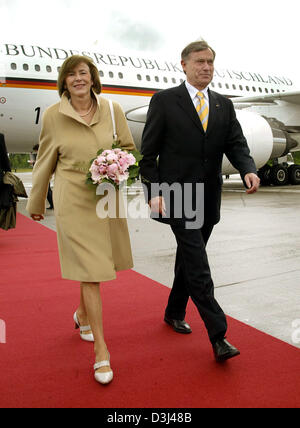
[31,214,44,221]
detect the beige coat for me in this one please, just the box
[27,94,135,282]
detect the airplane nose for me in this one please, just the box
[126,106,149,123]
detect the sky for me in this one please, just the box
[1,0,300,75]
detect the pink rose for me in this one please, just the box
[107,163,119,178]
[106,152,119,163]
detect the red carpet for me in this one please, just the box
[0,214,300,408]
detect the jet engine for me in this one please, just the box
[222,110,297,175]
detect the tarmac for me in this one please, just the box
[16,172,300,349]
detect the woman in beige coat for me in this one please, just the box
[27,55,135,385]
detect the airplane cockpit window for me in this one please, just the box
[11,63,17,70]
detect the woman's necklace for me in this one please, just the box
[70,99,94,117]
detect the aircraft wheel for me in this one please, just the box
[288,164,300,185]
[270,164,289,186]
[258,165,271,186]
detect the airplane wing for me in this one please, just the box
[232,90,300,105]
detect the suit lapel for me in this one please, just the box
[176,83,204,133]
[176,84,222,135]
[206,89,219,135]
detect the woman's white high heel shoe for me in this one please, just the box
[73,312,94,342]
[94,355,113,385]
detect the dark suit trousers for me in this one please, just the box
[165,224,227,344]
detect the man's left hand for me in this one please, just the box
[244,173,260,194]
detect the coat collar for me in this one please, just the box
[176,82,220,135]
[59,90,101,126]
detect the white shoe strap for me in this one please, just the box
[80,325,91,332]
[94,361,110,371]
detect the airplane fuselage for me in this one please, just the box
[1,42,300,176]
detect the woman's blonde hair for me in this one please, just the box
[57,55,102,97]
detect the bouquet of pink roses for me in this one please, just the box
[86,144,143,190]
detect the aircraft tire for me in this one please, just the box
[258,165,271,186]
[270,164,289,186]
[288,164,300,185]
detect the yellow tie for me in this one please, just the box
[196,92,209,132]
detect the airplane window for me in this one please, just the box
[180,79,184,83]
[109,72,114,78]
[172,78,176,84]
[118,72,123,79]
[57,67,61,73]
[246,86,250,91]
[23,64,29,71]
[218,83,222,88]
[99,70,104,77]
[239,85,243,90]
[252,87,256,92]
[146,75,151,81]
[35,65,41,72]
[265,88,269,93]
[155,76,159,82]
[232,84,236,90]
[11,63,17,70]
[137,74,142,81]
[46,65,52,73]
[225,84,229,89]
[259,87,262,93]
[271,89,274,93]
[211,82,215,88]
[163,77,168,83]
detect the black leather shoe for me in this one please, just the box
[213,338,240,362]
[164,316,192,334]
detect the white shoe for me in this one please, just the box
[94,356,113,385]
[73,312,94,342]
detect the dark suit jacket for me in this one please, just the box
[0,134,11,172]
[140,83,257,226]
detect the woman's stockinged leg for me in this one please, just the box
[80,282,111,373]
[76,285,89,326]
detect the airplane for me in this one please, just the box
[1,42,300,186]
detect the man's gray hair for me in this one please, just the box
[181,41,216,62]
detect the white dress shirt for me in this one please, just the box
[185,80,210,110]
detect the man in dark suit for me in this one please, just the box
[140,41,260,362]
